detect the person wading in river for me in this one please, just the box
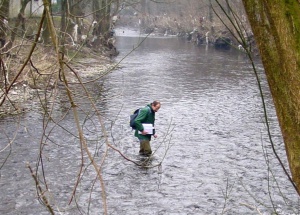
[134,101,161,156]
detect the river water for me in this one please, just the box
[0,28,299,214]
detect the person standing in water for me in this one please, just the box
[134,101,161,156]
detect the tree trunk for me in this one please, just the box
[105,0,111,31]
[93,0,103,35]
[101,0,110,33]
[0,0,9,48]
[60,0,67,42]
[242,0,300,195]
[93,0,111,36]
[11,0,31,43]
[42,7,50,44]
[69,0,84,38]
[140,0,147,28]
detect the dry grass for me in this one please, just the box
[0,29,112,117]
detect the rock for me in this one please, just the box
[214,37,231,49]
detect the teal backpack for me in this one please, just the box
[129,107,151,129]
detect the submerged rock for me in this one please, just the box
[214,37,232,49]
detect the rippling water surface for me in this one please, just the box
[0,28,298,214]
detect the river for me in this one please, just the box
[0,28,299,214]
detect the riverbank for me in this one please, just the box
[116,13,256,51]
[0,44,115,118]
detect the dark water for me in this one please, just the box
[0,28,299,214]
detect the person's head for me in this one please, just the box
[151,100,161,112]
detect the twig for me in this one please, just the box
[240,202,263,215]
[27,163,55,215]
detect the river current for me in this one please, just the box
[0,28,299,214]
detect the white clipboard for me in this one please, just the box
[138,123,154,134]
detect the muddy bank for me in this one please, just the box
[0,47,115,118]
[115,13,256,52]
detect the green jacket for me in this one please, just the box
[134,104,156,140]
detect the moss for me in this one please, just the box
[243,0,300,194]
[284,1,300,49]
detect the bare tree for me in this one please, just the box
[11,0,31,43]
[0,0,9,48]
[93,0,111,35]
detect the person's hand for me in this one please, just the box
[141,130,148,135]
[154,134,158,138]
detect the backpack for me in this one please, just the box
[129,107,151,130]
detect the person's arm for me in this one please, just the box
[153,117,157,138]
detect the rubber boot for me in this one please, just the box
[139,140,152,156]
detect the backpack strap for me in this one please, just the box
[146,106,151,114]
